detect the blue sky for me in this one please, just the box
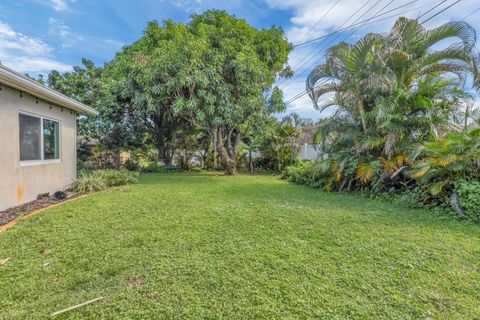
[0,0,479,120]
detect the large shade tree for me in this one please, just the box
[108,11,291,173]
[174,10,292,174]
[107,20,205,165]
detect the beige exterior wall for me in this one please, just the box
[0,84,77,211]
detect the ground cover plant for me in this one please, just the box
[72,170,138,193]
[0,174,479,319]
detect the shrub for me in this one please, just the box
[72,170,138,193]
[281,161,315,185]
[455,180,480,222]
[124,159,140,172]
[140,162,165,173]
[72,171,108,193]
[98,170,139,187]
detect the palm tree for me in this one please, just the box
[305,17,479,191]
[408,128,480,195]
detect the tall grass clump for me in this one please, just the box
[72,170,138,193]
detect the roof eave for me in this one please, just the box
[0,64,99,116]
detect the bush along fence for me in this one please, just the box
[281,158,480,222]
[280,17,480,222]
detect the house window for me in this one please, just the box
[43,119,60,160]
[19,114,41,161]
[19,113,60,163]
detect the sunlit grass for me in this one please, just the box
[0,173,479,319]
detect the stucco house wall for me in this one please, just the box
[0,64,97,211]
[0,85,77,210]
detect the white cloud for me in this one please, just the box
[164,0,203,13]
[48,0,76,12]
[48,18,84,49]
[0,20,70,73]
[48,18,70,37]
[3,56,72,73]
[32,0,77,12]
[0,21,52,55]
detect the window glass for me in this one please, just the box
[19,114,41,161]
[43,119,60,160]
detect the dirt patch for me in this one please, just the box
[0,193,81,227]
[128,276,145,289]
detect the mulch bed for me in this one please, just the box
[0,193,81,227]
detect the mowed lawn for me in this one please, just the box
[0,174,479,319]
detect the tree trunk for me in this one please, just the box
[155,135,174,166]
[153,112,174,166]
[214,127,240,175]
[451,192,467,219]
[249,150,254,174]
[113,150,121,170]
[164,146,173,166]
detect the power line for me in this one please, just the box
[281,0,390,90]
[295,0,341,45]
[416,0,448,20]
[286,0,464,104]
[293,0,419,48]
[278,0,374,86]
[420,0,462,24]
[286,80,328,105]
[282,0,418,92]
[281,0,421,90]
[280,1,427,93]
[461,7,480,21]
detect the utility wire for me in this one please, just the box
[278,0,374,86]
[416,0,449,20]
[282,0,415,92]
[281,0,389,90]
[281,0,420,89]
[280,0,426,95]
[285,0,465,107]
[461,6,480,20]
[293,0,419,48]
[295,0,341,45]
[420,0,462,24]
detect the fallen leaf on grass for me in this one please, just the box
[41,247,51,255]
[0,257,11,266]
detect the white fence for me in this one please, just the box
[298,144,323,160]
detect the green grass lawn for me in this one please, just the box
[1,174,479,319]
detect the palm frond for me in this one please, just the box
[346,34,379,74]
[421,21,476,53]
[356,163,374,185]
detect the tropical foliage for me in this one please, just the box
[107,10,291,174]
[48,10,292,174]
[284,17,480,218]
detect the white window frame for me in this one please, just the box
[19,111,62,167]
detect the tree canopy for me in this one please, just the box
[105,10,292,173]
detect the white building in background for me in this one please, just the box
[297,125,324,160]
[298,143,323,160]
